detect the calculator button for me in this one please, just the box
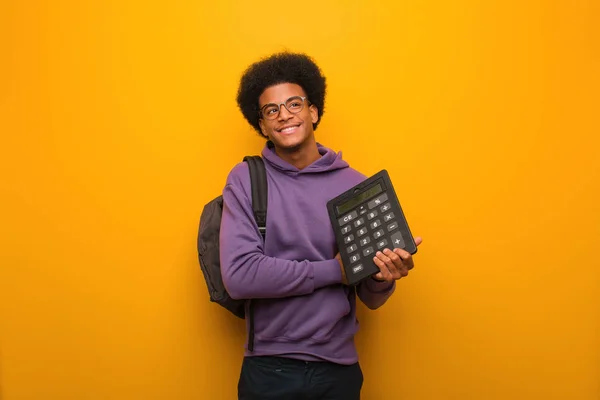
[390,232,405,248]
[352,264,364,274]
[346,244,358,254]
[338,211,358,226]
[380,203,391,213]
[357,227,368,237]
[376,239,388,250]
[383,212,395,222]
[373,229,384,239]
[353,218,365,228]
[349,253,361,263]
[344,234,355,244]
[387,222,399,231]
[359,237,371,246]
[363,246,374,256]
[367,211,378,220]
[370,220,382,229]
[368,193,388,209]
[341,225,352,234]
[358,205,367,215]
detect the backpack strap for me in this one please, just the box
[242,155,267,352]
[243,156,267,239]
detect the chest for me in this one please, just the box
[262,172,363,260]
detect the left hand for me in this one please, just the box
[372,236,422,282]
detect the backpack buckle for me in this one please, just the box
[258,226,266,237]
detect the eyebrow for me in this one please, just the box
[260,95,304,106]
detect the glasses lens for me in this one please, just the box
[285,97,305,114]
[262,104,279,119]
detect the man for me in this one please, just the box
[219,52,422,399]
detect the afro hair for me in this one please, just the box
[236,52,327,136]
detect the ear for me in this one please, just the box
[309,104,319,125]
[258,119,269,138]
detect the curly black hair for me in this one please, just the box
[236,52,327,136]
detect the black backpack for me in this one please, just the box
[197,156,267,325]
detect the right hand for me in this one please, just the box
[335,253,349,285]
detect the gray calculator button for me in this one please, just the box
[357,227,368,237]
[341,225,352,234]
[338,211,358,226]
[390,232,405,248]
[387,222,399,231]
[347,244,358,254]
[363,246,374,256]
[349,253,361,263]
[380,203,391,213]
[344,234,355,244]
[376,239,388,249]
[367,210,378,220]
[359,237,371,246]
[353,218,365,228]
[368,193,388,209]
[359,205,367,215]
[370,220,381,229]
[383,212,395,222]
[352,264,364,274]
[373,229,384,239]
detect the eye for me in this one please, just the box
[287,100,303,110]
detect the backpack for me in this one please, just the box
[197,156,267,324]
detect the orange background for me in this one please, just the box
[1,1,599,399]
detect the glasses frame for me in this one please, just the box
[259,96,310,120]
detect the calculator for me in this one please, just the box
[327,170,417,286]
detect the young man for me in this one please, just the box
[220,52,422,399]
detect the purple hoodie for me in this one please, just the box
[219,142,395,365]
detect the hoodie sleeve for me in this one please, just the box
[219,169,343,300]
[356,278,396,309]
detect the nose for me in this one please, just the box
[277,105,294,121]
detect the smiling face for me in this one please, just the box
[258,83,319,153]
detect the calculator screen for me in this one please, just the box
[336,183,383,215]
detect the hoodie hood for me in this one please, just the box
[261,140,349,175]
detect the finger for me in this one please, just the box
[379,250,404,280]
[382,249,403,279]
[379,250,400,279]
[394,248,414,270]
[373,253,392,281]
[384,248,403,269]
[414,236,423,247]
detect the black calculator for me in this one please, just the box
[327,170,417,285]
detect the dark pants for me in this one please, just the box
[238,356,363,400]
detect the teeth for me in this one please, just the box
[280,126,297,133]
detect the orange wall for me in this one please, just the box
[1,1,599,399]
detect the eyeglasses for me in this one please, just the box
[259,96,309,120]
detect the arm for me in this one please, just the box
[219,179,342,300]
[356,278,396,310]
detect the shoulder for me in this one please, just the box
[225,161,250,186]
[336,165,369,185]
[223,161,252,201]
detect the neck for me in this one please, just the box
[272,137,321,170]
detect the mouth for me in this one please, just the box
[276,123,301,135]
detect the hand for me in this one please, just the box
[335,253,349,285]
[372,236,422,282]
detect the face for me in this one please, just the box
[258,83,319,152]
